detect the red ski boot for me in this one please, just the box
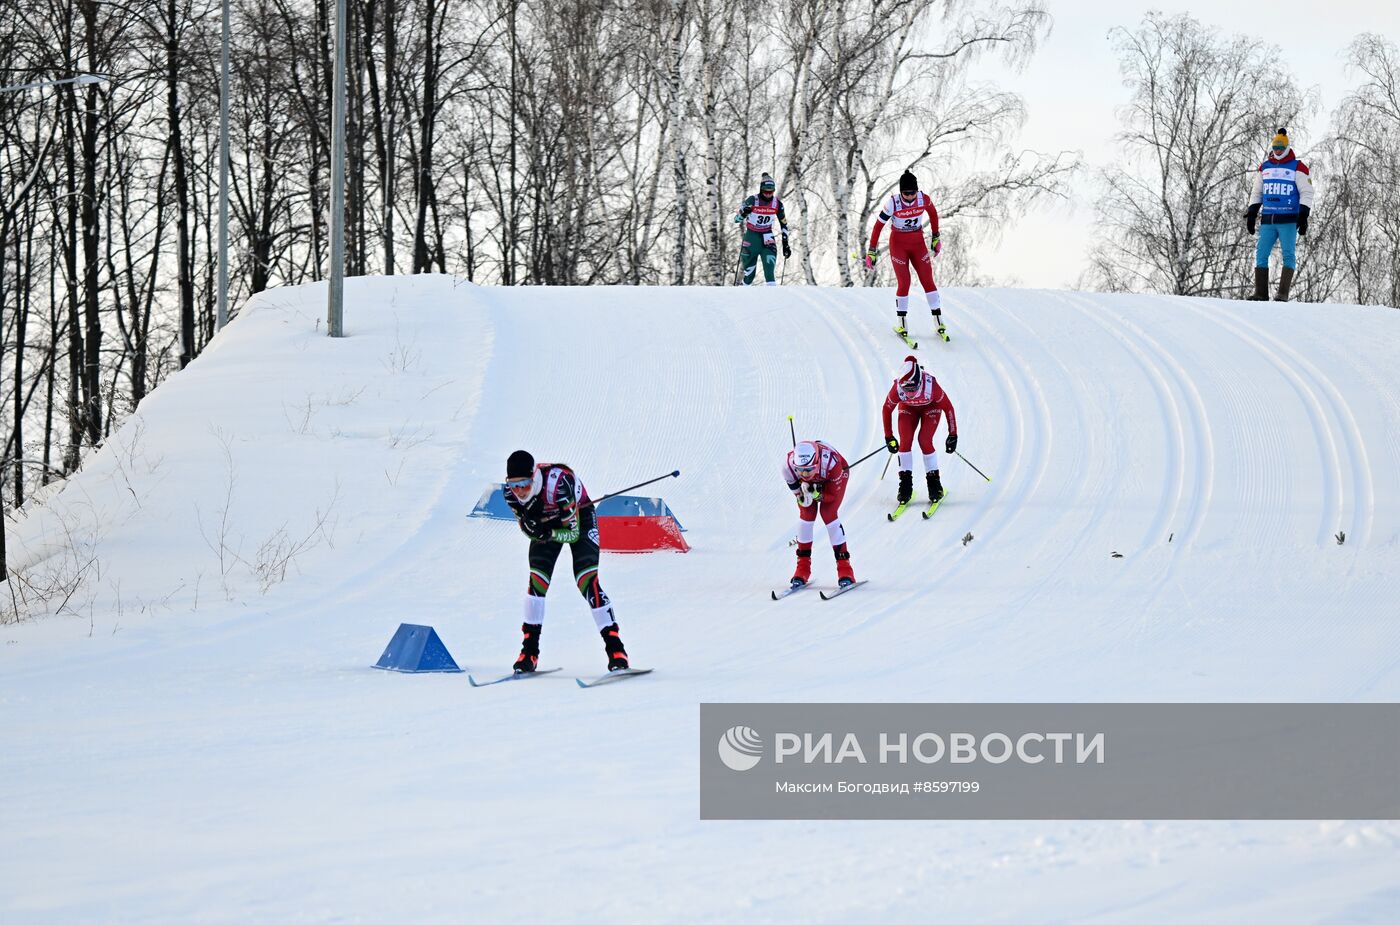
[834,543,856,588]
[791,542,813,588]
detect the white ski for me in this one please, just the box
[771,582,813,601]
[468,668,562,687]
[576,668,654,689]
[819,580,868,600]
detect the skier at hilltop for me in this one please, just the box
[734,173,791,286]
[782,440,857,589]
[1244,127,1314,302]
[882,356,957,508]
[865,170,945,343]
[502,450,629,673]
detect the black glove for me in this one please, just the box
[782,236,791,259]
[518,513,550,542]
[740,204,752,217]
[1245,203,1260,236]
[885,435,899,454]
[1297,204,1309,237]
[945,433,958,454]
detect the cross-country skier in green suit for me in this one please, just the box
[734,173,790,285]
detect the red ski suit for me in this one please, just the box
[782,442,850,539]
[882,372,956,454]
[869,191,940,299]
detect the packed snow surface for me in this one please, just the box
[4,276,1399,922]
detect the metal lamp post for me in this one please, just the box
[327,0,347,337]
[0,72,109,581]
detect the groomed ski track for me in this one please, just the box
[4,276,1400,922]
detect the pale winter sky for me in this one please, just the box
[970,0,1400,289]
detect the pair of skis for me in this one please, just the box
[770,495,947,600]
[468,667,654,689]
[770,579,868,601]
[888,493,946,522]
[894,320,949,349]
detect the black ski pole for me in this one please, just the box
[847,444,888,470]
[787,415,796,447]
[594,470,682,504]
[956,451,993,483]
[880,451,893,480]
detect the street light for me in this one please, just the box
[218,0,230,332]
[0,73,108,95]
[327,0,347,337]
[0,72,108,581]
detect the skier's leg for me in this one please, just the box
[792,503,818,585]
[921,410,944,501]
[742,231,763,286]
[819,474,854,585]
[569,509,613,629]
[896,410,916,503]
[917,409,938,456]
[517,539,563,671]
[568,508,627,669]
[906,238,943,324]
[762,234,778,284]
[891,236,913,326]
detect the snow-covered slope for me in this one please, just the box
[4,277,1399,923]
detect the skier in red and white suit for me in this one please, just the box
[882,356,957,506]
[865,170,942,337]
[782,440,857,589]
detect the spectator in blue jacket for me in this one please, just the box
[1245,128,1314,302]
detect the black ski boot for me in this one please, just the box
[600,623,629,671]
[514,622,541,673]
[927,470,944,503]
[897,469,913,505]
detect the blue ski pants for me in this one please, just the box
[1256,222,1298,269]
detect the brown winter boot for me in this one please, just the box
[1275,266,1295,302]
[1248,267,1269,301]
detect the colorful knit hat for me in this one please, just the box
[1271,128,1289,149]
[760,172,776,192]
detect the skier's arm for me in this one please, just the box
[925,199,940,236]
[939,390,957,436]
[511,499,550,541]
[781,460,811,505]
[734,195,755,224]
[868,211,889,251]
[546,472,582,544]
[881,386,898,436]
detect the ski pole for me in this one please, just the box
[787,415,796,447]
[594,470,681,504]
[880,451,893,480]
[847,444,888,470]
[956,451,992,482]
